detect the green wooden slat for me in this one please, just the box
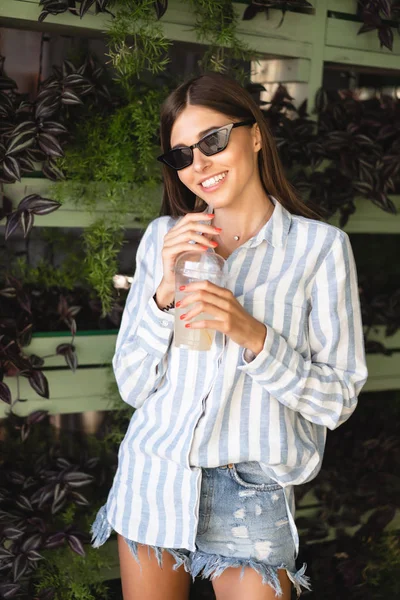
[1,367,118,418]
[327,0,357,14]
[3,179,146,229]
[307,0,328,113]
[325,44,400,69]
[1,349,399,420]
[365,328,400,350]
[0,0,314,57]
[328,196,400,234]
[25,334,117,367]
[364,353,400,392]
[326,18,400,56]
[5,179,400,233]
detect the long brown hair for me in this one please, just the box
[159,72,321,220]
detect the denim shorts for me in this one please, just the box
[91,462,310,597]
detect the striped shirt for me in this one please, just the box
[103,196,368,552]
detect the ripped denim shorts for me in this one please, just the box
[91,461,311,598]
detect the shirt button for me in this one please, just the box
[160,319,169,327]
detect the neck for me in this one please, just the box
[211,197,274,242]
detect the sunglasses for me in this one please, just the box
[157,119,256,171]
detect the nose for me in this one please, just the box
[192,147,212,172]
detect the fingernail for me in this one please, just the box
[176,301,182,307]
[179,285,186,291]
[210,241,218,247]
[214,227,222,232]
[200,245,209,250]
[185,323,191,328]
[180,313,187,320]
[206,213,214,217]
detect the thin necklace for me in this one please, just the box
[216,202,274,243]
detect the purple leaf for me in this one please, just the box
[15,495,33,512]
[61,89,83,105]
[378,26,394,50]
[5,212,21,240]
[6,131,35,156]
[154,0,168,19]
[40,120,67,135]
[42,159,65,181]
[79,0,96,17]
[21,533,42,552]
[67,534,86,556]
[37,133,64,158]
[0,583,21,599]
[0,381,12,405]
[44,532,65,549]
[26,549,43,562]
[63,471,94,488]
[26,410,48,425]
[28,370,49,399]
[20,210,35,238]
[12,554,29,582]
[70,491,89,505]
[3,528,24,540]
[3,155,21,181]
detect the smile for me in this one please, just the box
[200,171,228,189]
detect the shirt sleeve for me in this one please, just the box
[112,219,174,409]
[238,231,368,430]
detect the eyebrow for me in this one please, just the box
[170,125,223,151]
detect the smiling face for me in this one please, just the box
[169,104,263,211]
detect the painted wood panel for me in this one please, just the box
[326,19,400,56]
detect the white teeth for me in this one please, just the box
[201,172,226,188]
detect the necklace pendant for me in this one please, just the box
[233,235,240,241]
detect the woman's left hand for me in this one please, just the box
[176,280,267,355]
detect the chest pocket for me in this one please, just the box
[239,284,309,350]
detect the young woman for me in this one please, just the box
[91,72,368,600]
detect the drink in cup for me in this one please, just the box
[174,249,227,351]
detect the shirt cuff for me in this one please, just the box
[238,324,277,373]
[135,295,175,358]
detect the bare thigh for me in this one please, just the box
[117,534,192,600]
[212,566,292,600]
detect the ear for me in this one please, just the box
[252,123,262,152]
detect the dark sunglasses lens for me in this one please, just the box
[164,147,193,170]
[200,128,230,156]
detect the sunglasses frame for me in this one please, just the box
[157,118,256,171]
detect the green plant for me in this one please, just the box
[83,220,124,315]
[107,0,171,92]
[187,0,253,77]
[34,543,110,600]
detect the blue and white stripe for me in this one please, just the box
[99,196,368,551]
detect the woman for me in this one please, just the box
[91,72,368,600]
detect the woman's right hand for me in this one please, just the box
[156,212,221,303]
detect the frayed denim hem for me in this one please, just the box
[90,505,191,574]
[123,538,192,574]
[189,550,312,598]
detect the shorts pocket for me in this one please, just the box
[229,461,282,492]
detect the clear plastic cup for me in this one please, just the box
[174,249,227,351]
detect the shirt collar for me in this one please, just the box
[205,196,291,250]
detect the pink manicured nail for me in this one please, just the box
[179,286,186,291]
[180,314,187,320]
[176,301,182,307]
[185,323,191,328]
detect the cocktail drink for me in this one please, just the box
[174,250,227,351]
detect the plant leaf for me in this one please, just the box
[67,534,85,556]
[28,370,49,399]
[5,212,21,240]
[20,210,35,238]
[12,554,29,582]
[0,381,12,405]
[37,133,64,158]
[3,155,21,181]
